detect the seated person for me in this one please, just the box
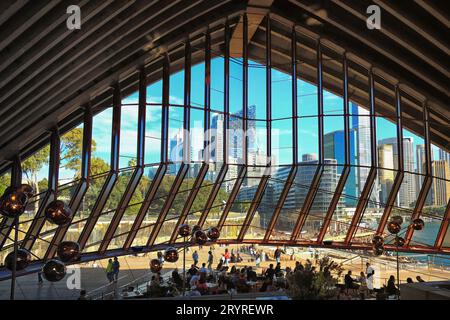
[247,266,257,282]
[199,263,208,275]
[386,275,399,296]
[344,271,359,291]
[274,263,282,276]
[189,270,200,288]
[196,276,209,295]
[236,273,250,293]
[259,278,273,292]
[171,269,183,288]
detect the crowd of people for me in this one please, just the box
[95,247,432,300]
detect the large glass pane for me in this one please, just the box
[59,124,83,185]
[209,112,225,163]
[91,108,112,174]
[324,115,345,165]
[168,107,184,163]
[272,119,293,165]
[145,105,162,164]
[169,69,184,105]
[248,62,266,120]
[210,56,224,112]
[229,58,243,116]
[298,117,318,163]
[190,108,204,162]
[119,105,138,168]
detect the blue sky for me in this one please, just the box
[40,57,441,182]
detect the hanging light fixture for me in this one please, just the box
[191,225,201,236]
[4,249,32,271]
[387,221,401,234]
[372,244,384,256]
[45,200,73,225]
[193,230,208,245]
[42,260,67,282]
[178,224,191,237]
[207,227,220,241]
[411,218,425,231]
[0,188,28,218]
[150,259,162,273]
[164,247,179,263]
[372,235,384,247]
[391,215,404,225]
[56,241,81,263]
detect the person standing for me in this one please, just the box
[255,252,261,269]
[366,262,375,292]
[224,249,230,267]
[112,257,120,282]
[274,247,281,264]
[207,251,213,271]
[106,259,114,283]
[192,250,199,266]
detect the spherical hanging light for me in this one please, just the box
[4,249,32,271]
[394,236,405,247]
[372,235,384,247]
[150,259,162,273]
[207,227,220,241]
[372,245,384,256]
[56,241,81,263]
[411,218,425,231]
[164,247,179,263]
[387,221,401,234]
[391,215,404,225]
[42,259,66,282]
[178,224,191,238]
[191,225,201,236]
[193,230,208,245]
[45,200,73,225]
[0,189,28,218]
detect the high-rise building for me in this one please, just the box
[324,128,356,206]
[378,137,416,207]
[439,149,450,163]
[378,143,395,203]
[431,160,450,206]
[351,104,376,207]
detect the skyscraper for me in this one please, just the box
[431,160,450,206]
[378,137,416,207]
[324,129,356,206]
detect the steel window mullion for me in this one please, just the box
[0,156,22,249]
[99,69,148,253]
[183,39,191,164]
[266,15,272,166]
[435,199,450,249]
[123,164,167,249]
[376,84,404,235]
[291,25,298,164]
[345,67,378,244]
[21,128,60,251]
[217,165,247,231]
[146,163,189,246]
[404,102,433,245]
[169,163,209,243]
[223,19,229,164]
[77,84,121,250]
[161,55,170,164]
[317,53,351,243]
[242,13,248,167]
[204,30,211,163]
[44,105,93,259]
[290,39,324,241]
[237,175,270,241]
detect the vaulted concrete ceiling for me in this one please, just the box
[0,0,448,172]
